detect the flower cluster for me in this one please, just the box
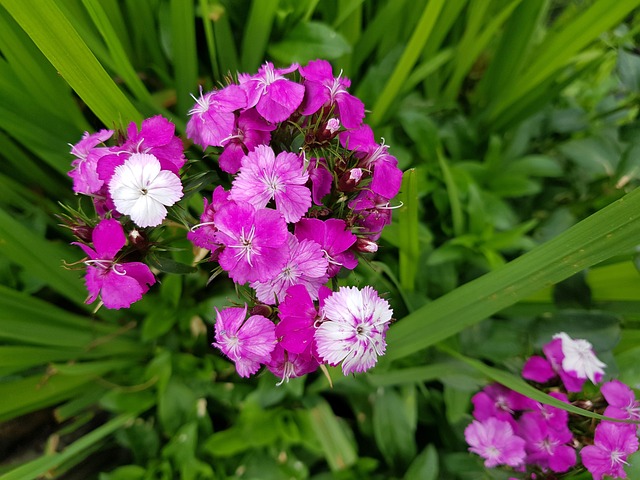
[464,332,639,479]
[186,60,399,381]
[65,60,399,383]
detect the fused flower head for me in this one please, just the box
[214,201,289,284]
[73,218,155,309]
[212,305,277,377]
[230,145,311,223]
[581,421,639,480]
[315,286,392,375]
[109,153,183,228]
[464,417,526,468]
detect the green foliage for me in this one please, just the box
[2,0,640,478]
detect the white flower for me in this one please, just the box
[109,153,183,228]
[553,332,606,384]
[315,286,393,375]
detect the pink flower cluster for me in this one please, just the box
[464,333,639,479]
[67,116,185,308]
[65,60,399,382]
[186,60,400,381]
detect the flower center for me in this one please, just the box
[230,225,257,266]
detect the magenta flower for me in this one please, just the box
[187,186,230,256]
[554,332,606,384]
[464,417,526,468]
[186,84,247,149]
[68,129,113,194]
[239,62,304,123]
[276,284,331,355]
[315,286,393,375]
[601,380,640,425]
[218,109,276,174]
[340,125,403,199]
[212,305,277,378]
[109,153,183,228]
[265,344,318,384]
[581,421,639,480]
[251,234,328,304]
[213,201,289,284]
[229,144,311,223]
[471,383,536,428]
[299,59,365,129]
[518,411,576,473]
[73,219,155,309]
[522,354,556,384]
[295,218,357,277]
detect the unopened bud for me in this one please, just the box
[72,224,94,243]
[250,304,273,318]
[338,168,364,192]
[355,238,378,253]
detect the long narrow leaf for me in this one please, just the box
[0,0,142,126]
[241,0,278,73]
[385,186,640,361]
[398,169,420,292]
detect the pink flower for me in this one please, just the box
[295,218,357,277]
[123,115,186,174]
[471,383,536,427]
[239,62,304,123]
[601,380,640,425]
[218,109,276,174]
[315,286,392,375]
[348,190,393,241]
[73,219,155,309]
[464,417,526,468]
[212,305,277,378]
[109,153,183,228]
[68,129,113,194]
[581,421,639,480]
[265,344,318,384]
[213,201,289,284]
[230,144,311,223]
[276,284,331,355]
[251,234,328,305]
[518,411,576,473]
[186,84,247,149]
[307,157,333,205]
[299,59,364,129]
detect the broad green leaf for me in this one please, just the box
[385,186,640,361]
[403,444,439,480]
[268,21,351,64]
[398,169,420,292]
[0,0,142,126]
[372,387,416,469]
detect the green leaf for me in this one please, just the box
[241,0,279,72]
[398,169,420,293]
[384,186,640,361]
[372,387,417,469]
[268,21,351,64]
[0,0,142,126]
[403,444,439,480]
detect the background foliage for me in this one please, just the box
[1,0,640,478]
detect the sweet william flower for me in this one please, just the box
[230,144,311,223]
[553,332,606,384]
[73,219,155,309]
[213,201,289,284]
[109,153,183,228]
[239,62,304,123]
[601,379,640,425]
[68,129,113,194]
[265,344,318,384]
[464,417,526,468]
[315,286,392,375]
[581,421,639,480]
[518,411,576,473]
[218,109,276,174]
[295,218,357,277]
[212,305,277,378]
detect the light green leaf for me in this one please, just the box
[268,21,351,64]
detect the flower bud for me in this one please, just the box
[338,168,364,192]
[250,304,273,318]
[354,237,378,253]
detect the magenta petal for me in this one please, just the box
[100,270,144,309]
[120,262,155,294]
[257,79,305,123]
[602,380,635,408]
[335,93,365,129]
[522,355,556,383]
[371,161,403,199]
[308,158,332,205]
[92,219,126,259]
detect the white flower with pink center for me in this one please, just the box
[553,332,606,384]
[315,286,392,375]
